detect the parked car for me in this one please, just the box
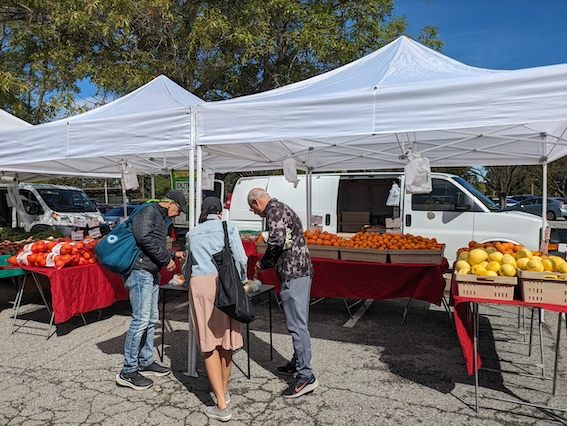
[503,197,567,220]
[490,196,518,208]
[103,205,141,229]
[92,200,115,215]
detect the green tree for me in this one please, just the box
[0,0,441,123]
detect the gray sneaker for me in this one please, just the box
[212,391,231,405]
[204,405,232,422]
[116,371,153,390]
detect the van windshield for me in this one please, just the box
[37,188,98,213]
[451,177,500,211]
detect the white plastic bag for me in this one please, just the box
[404,153,432,194]
[386,182,401,206]
[283,158,299,188]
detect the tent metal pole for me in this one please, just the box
[104,180,108,204]
[189,109,196,229]
[150,175,155,199]
[542,161,548,246]
[196,146,202,218]
[306,168,313,229]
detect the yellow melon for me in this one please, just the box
[527,258,544,272]
[515,249,533,259]
[468,248,488,265]
[542,259,554,272]
[488,251,504,262]
[516,257,530,270]
[471,264,487,275]
[500,263,516,277]
[501,254,517,268]
[487,261,501,272]
[455,260,471,272]
[559,263,567,274]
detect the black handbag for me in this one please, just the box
[212,221,256,323]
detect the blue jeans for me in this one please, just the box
[122,269,160,374]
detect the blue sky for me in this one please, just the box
[396,0,567,69]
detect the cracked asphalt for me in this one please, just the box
[1,282,567,425]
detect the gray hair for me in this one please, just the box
[247,187,270,205]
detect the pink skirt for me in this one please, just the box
[189,274,243,353]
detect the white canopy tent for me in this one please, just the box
[0,75,203,178]
[196,36,567,173]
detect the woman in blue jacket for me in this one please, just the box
[185,196,247,422]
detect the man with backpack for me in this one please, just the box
[115,190,187,390]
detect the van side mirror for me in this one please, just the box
[455,193,472,211]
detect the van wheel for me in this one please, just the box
[547,211,556,221]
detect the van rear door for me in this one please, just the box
[403,177,475,257]
[230,177,270,231]
[266,175,338,232]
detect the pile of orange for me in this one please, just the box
[303,229,443,251]
[344,232,443,250]
[304,229,345,247]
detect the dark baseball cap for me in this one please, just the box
[201,196,223,214]
[165,190,188,213]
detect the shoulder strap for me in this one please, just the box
[125,203,152,224]
[222,221,230,249]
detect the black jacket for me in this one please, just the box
[131,203,172,274]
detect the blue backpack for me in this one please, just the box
[95,204,151,275]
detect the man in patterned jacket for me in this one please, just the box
[248,188,318,398]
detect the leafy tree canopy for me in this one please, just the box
[0,0,441,124]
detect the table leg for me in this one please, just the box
[441,295,453,325]
[246,322,251,379]
[401,297,414,326]
[473,302,479,413]
[33,273,52,316]
[538,308,546,377]
[553,313,562,395]
[11,277,25,334]
[46,311,55,340]
[269,290,273,361]
[529,308,534,357]
[160,289,166,363]
[184,300,198,378]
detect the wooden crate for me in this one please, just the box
[389,248,444,264]
[518,270,567,305]
[339,248,388,263]
[455,274,517,301]
[257,243,339,259]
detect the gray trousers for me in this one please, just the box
[279,275,313,380]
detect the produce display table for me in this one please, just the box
[451,277,567,412]
[21,264,127,325]
[247,254,448,305]
[20,263,180,325]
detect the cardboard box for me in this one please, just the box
[340,222,363,233]
[385,217,401,229]
[341,212,371,223]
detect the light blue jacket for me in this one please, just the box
[185,215,248,281]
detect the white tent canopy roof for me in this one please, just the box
[0,109,31,129]
[0,75,203,178]
[197,36,567,172]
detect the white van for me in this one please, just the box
[228,173,543,262]
[0,182,106,236]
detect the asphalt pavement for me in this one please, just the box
[1,283,567,425]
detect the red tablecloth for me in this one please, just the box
[451,277,567,376]
[22,264,180,324]
[242,240,258,257]
[248,254,447,305]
